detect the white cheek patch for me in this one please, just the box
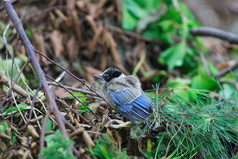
[117,74,126,79]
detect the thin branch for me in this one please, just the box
[40,112,50,151]
[190,26,238,44]
[46,74,98,124]
[46,75,96,116]
[47,81,97,96]
[0,71,28,97]
[108,25,153,42]
[34,49,117,112]
[1,0,68,136]
[199,51,211,77]
[215,62,238,78]
[28,85,41,120]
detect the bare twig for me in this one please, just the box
[55,98,93,127]
[108,25,154,42]
[0,71,28,97]
[1,0,68,136]
[47,81,97,96]
[40,112,50,152]
[28,85,41,120]
[199,51,211,77]
[45,75,101,120]
[34,49,117,111]
[215,62,238,78]
[190,26,238,44]
[46,74,99,123]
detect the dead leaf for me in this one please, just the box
[33,32,48,65]
[88,25,103,59]
[50,30,64,57]
[0,132,11,140]
[86,15,97,34]
[53,87,69,98]
[0,139,7,151]
[72,10,83,43]
[99,45,108,70]
[27,125,39,140]
[85,66,102,74]
[66,0,75,11]
[216,60,236,70]
[29,115,44,123]
[104,30,120,64]
[70,127,84,137]
[76,1,86,11]
[83,131,94,148]
[66,36,78,60]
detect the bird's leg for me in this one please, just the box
[104,114,133,128]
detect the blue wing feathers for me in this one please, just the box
[116,104,133,112]
[109,89,153,122]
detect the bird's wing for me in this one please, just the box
[109,89,153,122]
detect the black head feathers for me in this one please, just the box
[101,68,122,82]
[93,67,123,82]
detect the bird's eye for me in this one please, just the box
[103,74,111,82]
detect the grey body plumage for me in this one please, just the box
[94,68,153,123]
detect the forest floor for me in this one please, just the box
[0,0,238,159]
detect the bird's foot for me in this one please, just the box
[105,119,133,128]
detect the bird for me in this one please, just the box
[93,67,153,123]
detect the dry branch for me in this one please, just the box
[47,81,97,96]
[190,26,238,44]
[0,71,28,97]
[0,0,68,139]
[34,49,117,111]
[46,74,97,125]
[215,62,238,78]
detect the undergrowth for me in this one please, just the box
[150,87,238,158]
[88,87,238,159]
[87,134,128,159]
[39,131,76,159]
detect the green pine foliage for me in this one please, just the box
[151,88,238,158]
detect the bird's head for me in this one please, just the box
[93,67,124,82]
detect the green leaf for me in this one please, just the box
[1,103,42,116]
[66,92,87,102]
[136,8,165,33]
[191,75,217,90]
[126,0,147,19]
[121,0,138,30]
[168,78,191,88]
[0,56,28,88]
[1,103,32,116]
[159,41,187,70]
[142,24,161,40]
[78,103,93,112]
[41,118,53,131]
[145,0,160,12]
[0,121,9,134]
[25,30,32,38]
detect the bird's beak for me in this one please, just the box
[93,74,104,81]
